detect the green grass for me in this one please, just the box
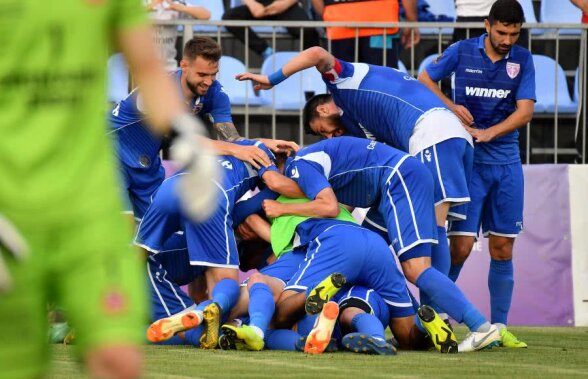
[48,327,588,378]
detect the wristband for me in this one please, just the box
[268,68,287,86]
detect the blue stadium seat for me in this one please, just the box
[540,0,582,35]
[188,0,225,33]
[517,0,542,35]
[107,53,129,104]
[259,52,326,110]
[417,54,439,75]
[229,0,288,34]
[574,67,580,104]
[218,56,263,106]
[419,0,455,35]
[532,54,577,113]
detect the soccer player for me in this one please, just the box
[110,36,298,221]
[417,0,534,348]
[0,2,219,378]
[266,137,502,352]
[138,140,302,348]
[236,44,474,321]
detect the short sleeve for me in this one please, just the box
[209,85,233,123]
[515,53,537,102]
[425,42,460,82]
[286,159,331,200]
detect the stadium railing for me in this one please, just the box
[139,19,588,164]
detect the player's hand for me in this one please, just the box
[257,138,300,155]
[235,73,274,91]
[232,144,272,169]
[265,0,292,16]
[401,27,420,49]
[236,222,258,241]
[451,104,475,127]
[262,199,284,218]
[170,113,221,222]
[466,125,495,143]
[0,214,29,293]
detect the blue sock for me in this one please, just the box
[211,278,240,314]
[432,226,450,276]
[416,267,487,332]
[489,259,514,325]
[420,227,451,313]
[296,314,317,336]
[248,283,275,334]
[351,313,385,339]
[184,327,203,347]
[448,263,464,282]
[264,329,301,351]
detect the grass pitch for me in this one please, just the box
[48,326,588,378]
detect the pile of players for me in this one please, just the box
[115,0,532,356]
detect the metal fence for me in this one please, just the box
[151,19,588,164]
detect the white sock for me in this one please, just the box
[250,325,264,339]
[476,322,491,333]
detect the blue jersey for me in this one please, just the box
[322,58,448,151]
[109,70,232,168]
[425,34,536,164]
[285,136,409,208]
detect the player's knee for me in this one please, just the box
[247,272,268,288]
[449,238,474,264]
[489,236,514,260]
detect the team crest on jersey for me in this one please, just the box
[192,97,204,114]
[506,62,520,79]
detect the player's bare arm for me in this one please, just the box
[262,187,339,219]
[235,47,335,90]
[261,171,305,198]
[209,140,272,169]
[468,99,534,143]
[213,121,243,141]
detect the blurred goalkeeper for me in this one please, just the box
[0,1,220,379]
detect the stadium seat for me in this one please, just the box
[419,0,455,35]
[259,52,326,110]
[107,53,129,104]
[533,54,577,113]
[417,54,439,75]
[218,56,263,105]
[187,0,225,33]
[229,0,288,34]
[540,0,582,35]
[574,67,580,104]
[517,0,542,35]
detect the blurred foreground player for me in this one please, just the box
[0,1,220,378]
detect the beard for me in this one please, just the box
[186,79,207,96]
[489,35,513,56]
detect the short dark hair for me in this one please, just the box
[302,93,333,135]
[488,0,525,26]
[183,36,221,62]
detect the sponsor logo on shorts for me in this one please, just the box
[221,160,233,170]
[424,149,432,162]
[290,167,300,179]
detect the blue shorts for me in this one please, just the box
[257,250,307,286]
[372,157,437,259]
[333,285,413,324]
[448,162,524,238]
[147,254,195,322]
[120,159,165,221]
[285,224,413,314]
[416,138,473,215]
[135,174,239,268]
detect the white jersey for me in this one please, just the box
[455,0,494,17]
[146,1,188,71]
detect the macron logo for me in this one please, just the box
[466,86,510,99]
[465,87,511,98]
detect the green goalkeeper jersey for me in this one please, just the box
[0,0,146,222]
